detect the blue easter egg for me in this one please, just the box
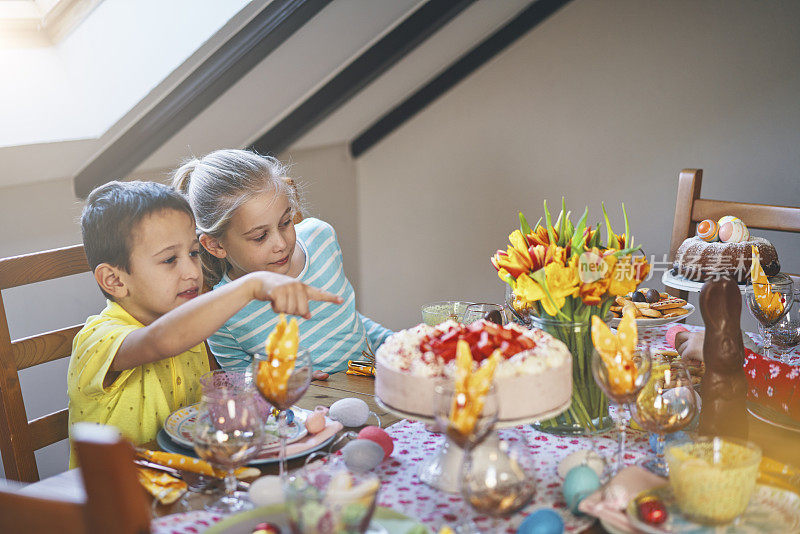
[285,409,295,424]
[562,465,601,514]
[517,509,564,534]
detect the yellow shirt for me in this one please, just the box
[67,301,210,466]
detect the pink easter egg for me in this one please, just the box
[357,426,394,460]
[666,325,689,349]
[305,411,326,434]
[719,218,749,243]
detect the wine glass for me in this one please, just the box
[765,288,800,363]
[591,346,652,476]
[745,273,794,352]
[252,347,312,478]
[434,382,499,534]
[630,362,697,477]
[192,389,265,514]
[459,428,536,530]
[461,303,506,325]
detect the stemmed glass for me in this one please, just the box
[461,303,505,325]
[763,288,800,362]
[252,347,312,478]
[745,273,794,353]
[630,362,697,477]
[459,428,536,530]
[591,346,652,476]
[192,389,265,514]
[434,382,499,534]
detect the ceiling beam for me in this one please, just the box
[350,0,572,158]
[73,0,329,199]
[249,0,478,156]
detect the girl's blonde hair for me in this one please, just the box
[172,149,304,286]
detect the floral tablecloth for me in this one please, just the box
[152,324,799,534]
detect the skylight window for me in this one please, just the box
[0,0,102,46]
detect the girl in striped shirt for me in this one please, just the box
[173,149,393,374]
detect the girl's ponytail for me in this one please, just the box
[171,149,303,288]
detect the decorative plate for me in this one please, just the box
[626,484,800,533]
[662,271,748,294]
[202,503,430,534]
[156,428,337,466]
[747,401,800,434]
[164,403,308,449]
[610,304,695,329]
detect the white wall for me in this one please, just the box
[355,0,800,330]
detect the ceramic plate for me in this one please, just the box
[625,484,800,533]
[610,304,695,329]
[747,401,800,434]
[203,504,430,534]
[156,427,337,466]
[164,403,308,449]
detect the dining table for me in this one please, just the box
[21,323,800,534]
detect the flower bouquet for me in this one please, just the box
[491,199,650,434]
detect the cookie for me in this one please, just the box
[640,308,662,318]
[651,297,687,311]
[662,307,690,318]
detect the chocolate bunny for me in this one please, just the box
[697,277,749,439]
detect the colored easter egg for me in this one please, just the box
[341,439,384,472]
[329,398,370,427]
[719,218,749,243]
[251,522,280,534]
[556,449,605,480]
[248,475,284,507]
[305,410,326,434]
[358,426,394,459]
[517,509,564,534]
[696,219,719,242]
[718,215,737,227]
[562,465,601,514]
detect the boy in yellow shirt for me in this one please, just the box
[68,181,341,465]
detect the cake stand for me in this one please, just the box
[662,270,747,294]
[376,397,571,493]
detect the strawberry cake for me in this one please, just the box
[375,319,572,421]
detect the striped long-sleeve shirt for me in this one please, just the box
[207,218,393,373]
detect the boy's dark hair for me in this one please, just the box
[81,181,195,298]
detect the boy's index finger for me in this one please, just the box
[306,287,343,304]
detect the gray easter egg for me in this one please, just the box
[341,439,384,473]
[328,398,370,427]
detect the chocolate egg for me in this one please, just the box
[696,219,719,242]
[341,439,384,472]
[645,288,661,304]
[358,426,394,459]
[329,398,370,427]
[719,218,749,243]
[305,409,327,434]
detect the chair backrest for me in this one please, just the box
[0,423,151,534]
[668,169,800,297]
[0,244,90,482]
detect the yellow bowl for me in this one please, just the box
[666,436,761,525]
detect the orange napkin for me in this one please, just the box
[137,449,258,479]
[750,245,784,321]
[449,340,501,436]
[256,314,299,404]
[137,467,187,505]
[592,307,639,396]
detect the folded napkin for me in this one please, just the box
[137,449,258,479]
[578,466,667,533]
[137,467,187,505]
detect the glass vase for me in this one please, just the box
[528,316,613,435]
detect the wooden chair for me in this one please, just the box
[0,423,151,534]
[667,169,800,299]
[0,245,90,482]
